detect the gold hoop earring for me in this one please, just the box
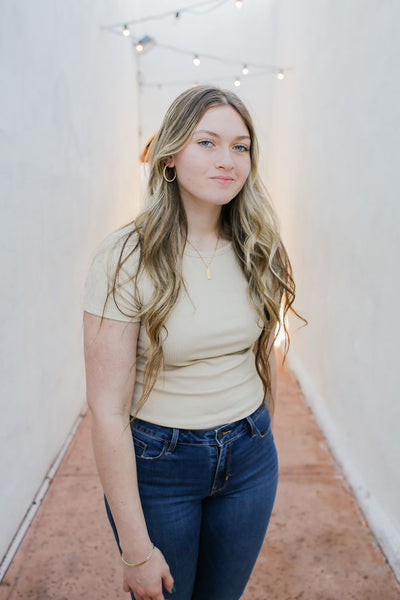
[163,164,176,183]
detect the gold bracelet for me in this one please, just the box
[121,544,155,567]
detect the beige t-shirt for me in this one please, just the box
[83,227,265,428]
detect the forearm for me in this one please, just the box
[90,410,152,560]
[269,346,277,407]
[253,335,277,411]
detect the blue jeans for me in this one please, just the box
[105,402,278,600]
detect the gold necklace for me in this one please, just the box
[186,233,220,280]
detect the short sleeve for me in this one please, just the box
[83,228,142,322]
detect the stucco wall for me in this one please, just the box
[264,0,400,577]
[0,1,141,562]
[2,0,399,581]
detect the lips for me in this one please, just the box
[210,176,234,183]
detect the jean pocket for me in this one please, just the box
[131,429,168,461]
[249,405,272,439]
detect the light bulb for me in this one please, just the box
[234,77,241,87]
[236,0,243,9]
[122,25,130,37]
[193,55,200,67]
[135,36,155,55]
[277,70,284,80]
[242,65,249,75]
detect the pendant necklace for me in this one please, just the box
[186,233,220,280]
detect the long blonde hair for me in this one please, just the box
[110,86,303,415]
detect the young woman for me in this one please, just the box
[83,86,300,600]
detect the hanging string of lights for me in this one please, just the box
[134,40,288,84]
[103,0,289,87]
[102,0,235,36]
[150,42,275,70]
[140,67,284,89]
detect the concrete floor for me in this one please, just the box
[1,359,399,600]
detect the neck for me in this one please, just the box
[185,205,222,250]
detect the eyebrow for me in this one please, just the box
[194,129,251,141]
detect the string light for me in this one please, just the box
[136,36,156,54]
[156,42,276,71]
[102,4,292,87]
[141,67,292,88]
[105,0,232,33]
[142,67,289,88]
[133,38,288,79]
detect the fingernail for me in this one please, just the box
[172,584,176,593]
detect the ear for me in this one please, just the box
[167,157,175,168]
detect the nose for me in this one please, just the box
[215,145,234,169]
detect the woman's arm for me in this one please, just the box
[268,335,277,409]
[83,312,174,599]
[253,328,277,423]
[268,343,277,430]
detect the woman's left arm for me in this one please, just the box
[269,341,277,409]
[253,328,277,424]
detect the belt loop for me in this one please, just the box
[167,428,179,454]
[246,415,257,437]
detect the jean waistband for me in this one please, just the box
[131,402,267,446]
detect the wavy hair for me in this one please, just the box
[109,86,305,416]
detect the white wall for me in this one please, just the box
[0,1,141,563]
[3,0,398,581]
[264,0,400,577]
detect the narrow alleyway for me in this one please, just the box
[1,358,399,600]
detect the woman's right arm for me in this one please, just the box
[83,312,174,600]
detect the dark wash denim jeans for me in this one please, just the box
[105,402,278,600]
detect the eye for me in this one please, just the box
[233,144,249,153]
[198,140,214,148]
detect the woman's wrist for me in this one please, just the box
[120,538,154,565]
[121,543,155,567]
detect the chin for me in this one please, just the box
[208,192,238,204]
[206,198,234,207]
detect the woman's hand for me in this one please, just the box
[122,547,175,599]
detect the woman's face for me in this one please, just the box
[169,105,251,211]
